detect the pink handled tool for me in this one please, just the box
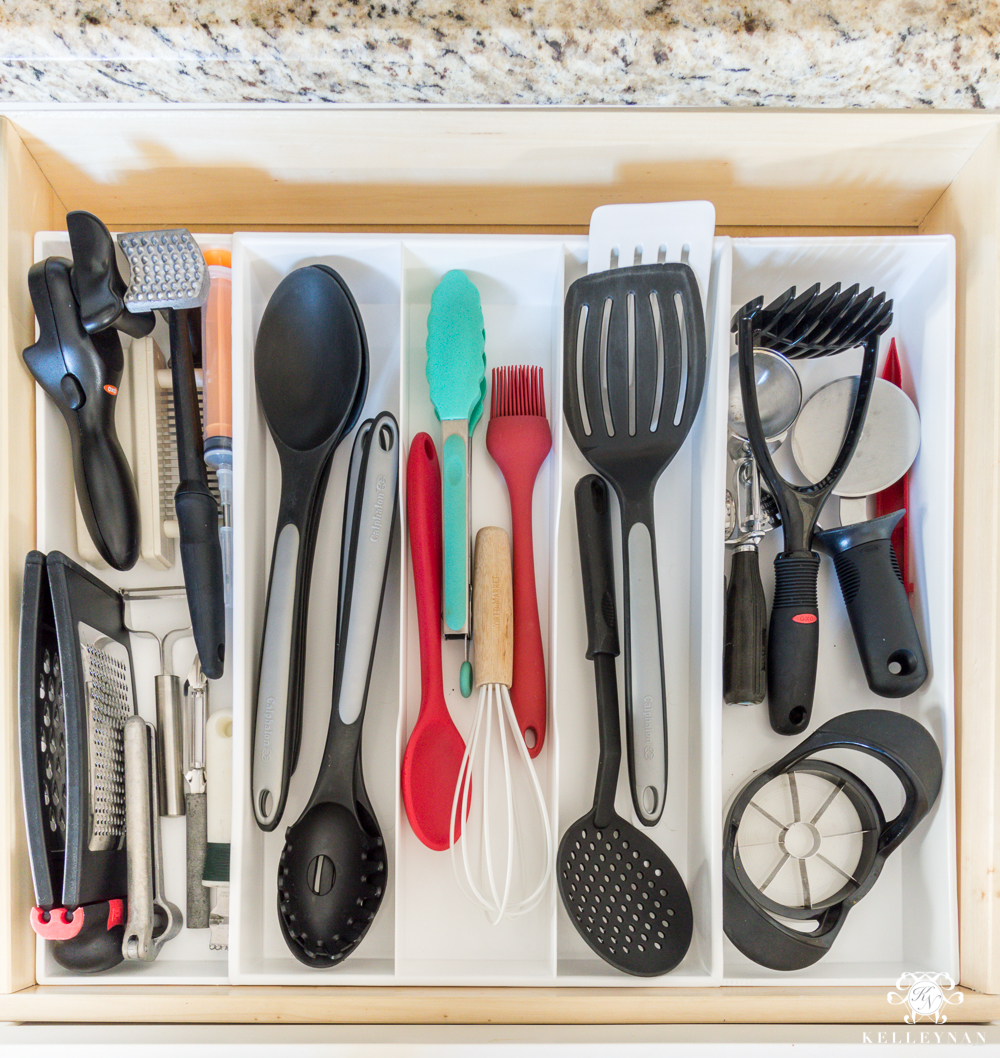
[401,434,468,851]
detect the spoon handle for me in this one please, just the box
[310,412,399,808]
[251,447,331,831]
[406,433,446,709]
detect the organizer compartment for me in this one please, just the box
[721,236,958,985]
[552,237,731,984]
[31,231,233,985]
[230,234,404,984]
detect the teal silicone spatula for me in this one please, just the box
[426,270,487,646]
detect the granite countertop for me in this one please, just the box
[0,1,997,107]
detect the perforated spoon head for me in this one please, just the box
[277,800,386,968]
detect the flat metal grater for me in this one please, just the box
[117,229,210,312]
[19,551,138,972]
[78,624,133,851]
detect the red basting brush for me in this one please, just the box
[486,366,552,756]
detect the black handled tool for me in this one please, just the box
[118,230,226,679]
[24,257,141,571]
[732,283,893,735]
[815,512,928,697]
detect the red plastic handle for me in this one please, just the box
[507,474,547,755]
[407,434,445,702]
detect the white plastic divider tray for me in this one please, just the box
[721,237,958,986]
[28,228,956,988]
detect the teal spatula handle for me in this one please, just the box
[441,423,470,635]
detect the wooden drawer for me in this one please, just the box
[1,107,999,1024]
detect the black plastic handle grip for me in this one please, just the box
[168,307,225,678]
[574,474,622,831]
[817,515,928,698]
[723,546,767,706]
[574,475,620,661]
[767,549,821,735]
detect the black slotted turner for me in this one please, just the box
[564,262,708,826]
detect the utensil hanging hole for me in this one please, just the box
[648,290,665,431]
[672,291,689,427]
[887,649,917,677]
[600,297,615,437]
[575,304,592,436]
[632,244,643,266]
[258,789,273,820]
[610,246,620,269]
[627,291,636,436]
[642,786,659,817]
[378,423,394,451]
[788,706,807,728]
[524,727,537,750]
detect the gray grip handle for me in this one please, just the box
[252,523,300,828]
[337,416,400,725]
[625,520,667,826]
[185,790,209,929]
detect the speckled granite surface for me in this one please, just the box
[0,1,998,107]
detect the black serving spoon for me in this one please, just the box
[557,475,693,976]
[277,412,399,967]
[252,266,368,831]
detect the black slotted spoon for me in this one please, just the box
[732,283,894,736]
[564,264,707,827]
[558,476,693,976]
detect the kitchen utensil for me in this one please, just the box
[401,433,468,852]
[875,338,914,592]
[18,551,136,972]
[815,514,928,696]
[24,256,141,571]
[723,709,942,971]
[485,365,550,755]
[425,270,487,642]
[122,716,182,961]
[564,201,715,827]
[733,282,893,735]
[559,475,693,975]
[450,526,552,924]
[792,373,926,697]
[791,377,920,498]
[201,249,234,620]
[151,626,190,818]
[724,348,802,707]
[277,411,398,967]
[250,265,368,832]
[184,655,210,929]
[65,210,155,339]
[564,263,708,825]
[118,229,226,679]
[203,708,233,951]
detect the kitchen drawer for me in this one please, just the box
[1,107,999,1023]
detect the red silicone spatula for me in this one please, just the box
[401,433,468,851]
[874,339,914,593]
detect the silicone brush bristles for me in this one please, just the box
[490,365,546,420]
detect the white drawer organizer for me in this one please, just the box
[30,226,956,988]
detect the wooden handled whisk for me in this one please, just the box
[450,526,552,923]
